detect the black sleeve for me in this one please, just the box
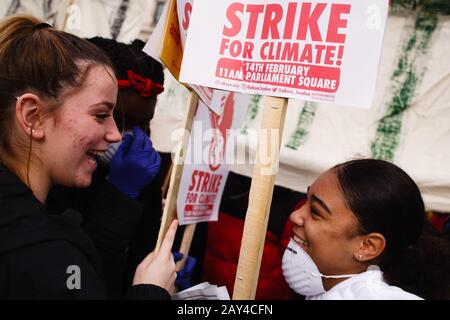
[48,167,144,255]
[47,166,146,299]
[81,180,144,299]
[48,175,145,299]
[81,180,144,253]
[124,176,163,285]
[125,284,171,300]
[0,240,106,300]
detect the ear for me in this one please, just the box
[354,233,386,262]
[15,93,45,140]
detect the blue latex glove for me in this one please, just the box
[108,126,161,198]
[173,252,197,291]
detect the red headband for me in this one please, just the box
[117,69,164,97]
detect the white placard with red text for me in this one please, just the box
[177,0,192,49]
[180,0,389,108]
[177,92,248,225]
[177,0,229,115]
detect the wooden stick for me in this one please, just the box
[232,96,288,300]
[176,223,197,271]
[161,162,173,198]
[60,0,75,31]
[155,91,198,252]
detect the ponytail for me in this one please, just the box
[383,229,450,300]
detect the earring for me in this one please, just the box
[358,254,363,261]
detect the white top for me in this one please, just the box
[307,266,423,300]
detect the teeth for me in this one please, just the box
[294,234,308,246]
[88,151,105,157]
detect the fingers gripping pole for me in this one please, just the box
[232,97,288,300]
[155,92,198,253]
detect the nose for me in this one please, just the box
[290,205,308,227]
[105,118,122,143]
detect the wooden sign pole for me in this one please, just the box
[232,96,288,300]
[59,0,75,31]
[175,223,197,271]
[155,91,199,252]
[161,158,197,270]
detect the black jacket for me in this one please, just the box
[47,163,165,299]
[0,164,169,300]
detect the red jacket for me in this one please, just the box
[202,173,305,299]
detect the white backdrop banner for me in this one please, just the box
[0,0,153,43]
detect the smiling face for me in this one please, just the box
[290,170,365,286]
[40,65,121,188]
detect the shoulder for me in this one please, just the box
[126,284,171,300]
[349,273,423,300]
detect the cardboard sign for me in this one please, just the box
[177,0,193,49]
[176,0,226,115]
[143,0,183,79]
[144,0,222,114]
[161,0,183,80]
[180,0,389,108]
[177,92,248,225]
[143,0,169,64]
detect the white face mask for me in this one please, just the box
[282,238,360,296]
[99,130,133,165]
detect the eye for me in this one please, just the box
[95,113,111,121]
[310,206,321,219]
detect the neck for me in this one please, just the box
[322,277,350,291]
[13,159,51,204]
[322,264,367,291]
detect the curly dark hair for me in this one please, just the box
[87,37,164,86]
[87,37,164,133]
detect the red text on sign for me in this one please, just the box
[222,2,351,43]
[182,1,192,31]
[188,170,223,193]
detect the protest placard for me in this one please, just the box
[177,0,192,49]
[180,0,389,108]
[176,0,229,115]
[177,91,248,224]
[143,0,183,79]
[161,0,183,79]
